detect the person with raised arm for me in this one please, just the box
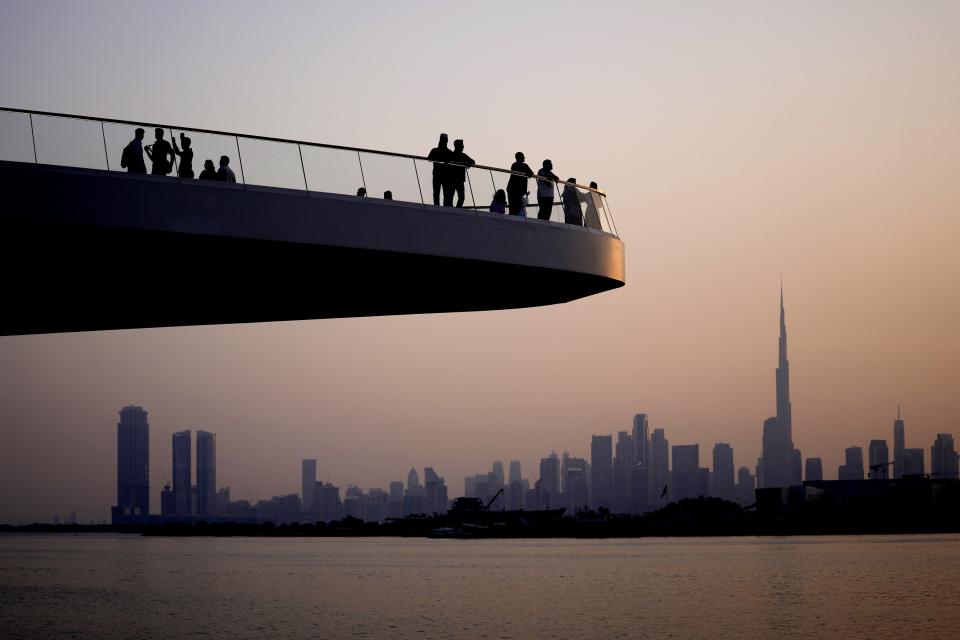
[171,133,194,178]
[506,152,533,216]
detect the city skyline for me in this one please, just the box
[3,2,960,524]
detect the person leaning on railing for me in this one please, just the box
[561,178,584,226]
[448,139,475,208]
[506,152,533,215]
[536,159,559,221]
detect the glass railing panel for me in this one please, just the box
[601,195,618,237]
[300,145,364,196]
[31,114,106,170]
[236,137,305,190]
[358,152,422,204]
[414,158,444,207]
[582,189,606,231]
[0,110,35,163]
[467,168,498,213]
[168,128,239,180]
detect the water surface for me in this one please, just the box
[1,534,958,639]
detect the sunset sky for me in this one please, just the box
[1,1,959,523]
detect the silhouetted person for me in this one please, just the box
[536,159,559,220]
[506,152,533,215]
[356,187,367,197]
[490,189,507,214]
[582,181,603,230]
[120,128,147,174]
[562,178,583,226]
[198,159,218,180]
[171,133,194,178]
[217,155,237,183]
[144,128,174,176]
[449,139,475,208]
[427,133,452,206]
[383,190,393,200]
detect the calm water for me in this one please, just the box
[1,534,959,639]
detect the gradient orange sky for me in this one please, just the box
[1,1,959,522]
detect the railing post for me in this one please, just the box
[101,121,110,171]
[298,143,308,192]
[412,158,424,206]
[357,151,367,194]
[235,136,245,184]
[28,113,38,164]
[466,169,477,212]
[168,128,179,177]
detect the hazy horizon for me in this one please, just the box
[2,1,959,523]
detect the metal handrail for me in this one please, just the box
[0,106,608,197]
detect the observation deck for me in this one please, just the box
[0,108,624,335]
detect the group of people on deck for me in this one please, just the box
[121,127,236,182]
[427,134,604,229]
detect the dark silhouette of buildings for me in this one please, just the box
[932,433,959,479]
[893,407,906,478]
[539,453,561,508]
[172,430,192,516]
[805,457,823,482]
[838,446,865,480]
[302,459,317,519]
[650,428,669,508]
[735,466,755,505]
[613,430,634,515]
[590,435,613,509]
[196,430,216,516]
[868,439,889,479]
[672,444,707,501]
[632,413,651,513]
[760,287,801,488]
[712,443,735,501]
[903,447,925,476]
[113,405,150,522]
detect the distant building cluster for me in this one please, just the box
[110,292,960,526]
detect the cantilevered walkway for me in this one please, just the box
[0,108,625,335]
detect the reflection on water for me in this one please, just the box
[2,534,959,639]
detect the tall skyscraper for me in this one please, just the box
[115,405,149,517]
[491,461,505,486]
[650,428,669,507]
[903,448,925,476]
[735,466,755,505]
[508,460,522,485]
[302,459,317,518]
[868,440,889,480]
[672,444,705,501]
[590,435,613,509]
[893,407,905,479]
[632,413,650,512]
[423,467,448,515]
[406,467,420,492]
[172,430,192,516]
[760,287,797,488]
[711,443,734,501]
[196,430,216,516]
[838,446,864,481]
[931,434,959,479]
[540,453,561,507]
[805,457,823,482]
[613,430,634,514]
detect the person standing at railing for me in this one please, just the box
[144,128,174,176]
[120,128,147,174]
[427,133,452,206]
[561,178,584,226]
[536,159,559,220]
[171,133,194,179]
[506,152,533,215]
[449,139,475,208]
[198,159,218,180]
[217,155,237,183]
[581,181,603,230]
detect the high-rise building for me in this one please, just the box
[760,288,798,488]
[590,435,613,509]
[711,443,734,501]
[115,405,149,518]
[172,430,192,516]
[613,430,634,514]
[893,407,905,479]
[423,467,448,515]
[632,413,650,512]
[805,457,823,482]
[868,440,889,480]
[302,459,317,518]
[838,446,864,481]
[565,467,589,513]
[539,453,561,508]
[508,460,522,485]
[313,482,342,522]
[650,428,669,508]
[672,444,706,501]
[491,461,505,486]
[406,467,420,492]
[735,467,755,505]
[931,434,959,479]
[196,430,216,516]
[903,448,924,476]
